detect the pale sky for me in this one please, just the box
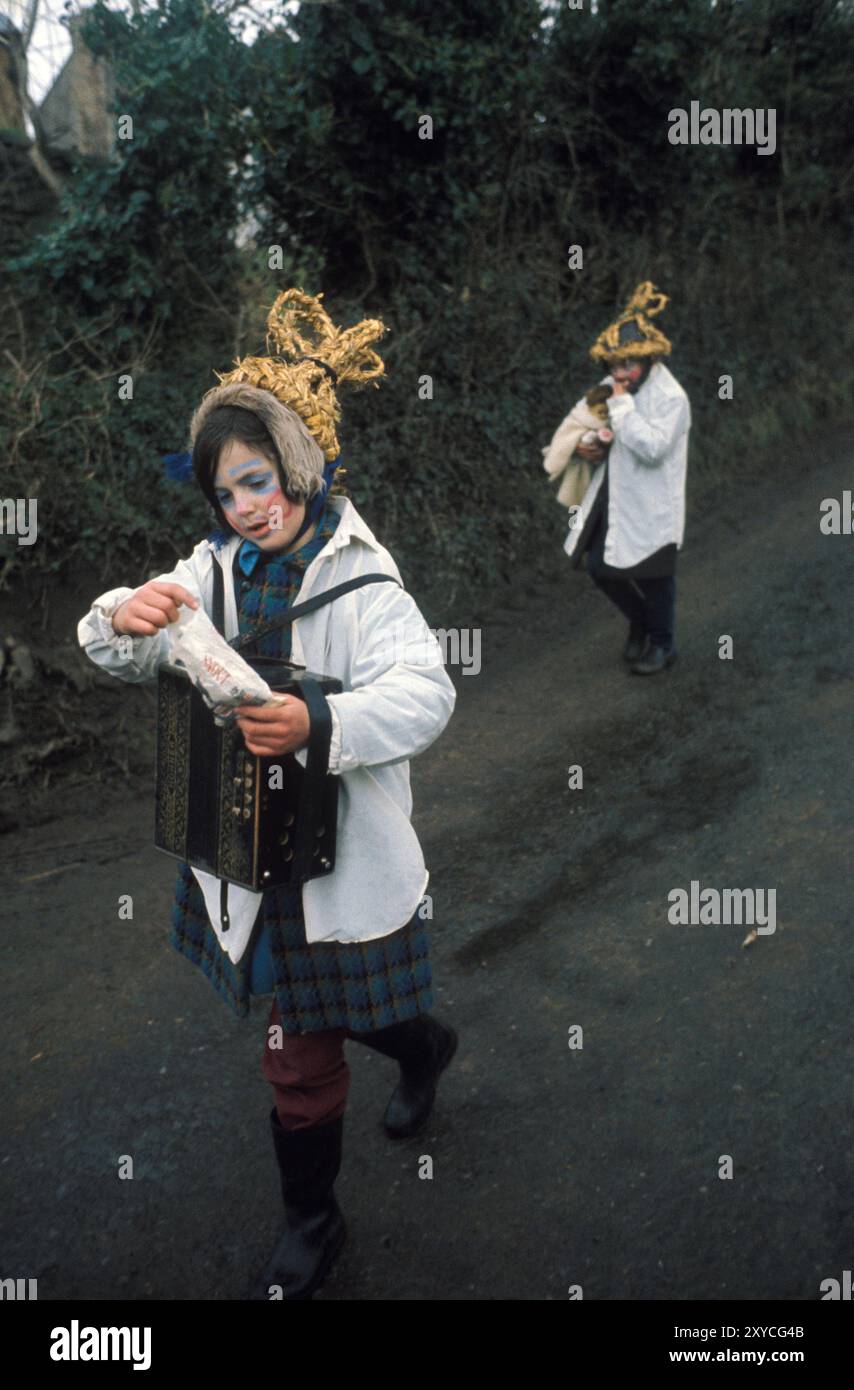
[10,0,564,124]
[6,0,296,108]
[7,0,73,105]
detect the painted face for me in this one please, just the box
[213,441,307,552]
[609,357,647,391]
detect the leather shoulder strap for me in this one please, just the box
[211,554,226,635]
[230,573,401,654]
[288,676,333,882]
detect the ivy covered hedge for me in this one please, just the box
[2,0,852,611]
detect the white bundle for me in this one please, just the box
[169,604,286,725]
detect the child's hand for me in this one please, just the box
[235,697,311,757]
[112,582,199,636]
[575,439,608,463]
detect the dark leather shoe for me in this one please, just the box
[249,1111,346,1301]
[631,644,677,675]
[355,1014,458,1139]
[623,624,648,663]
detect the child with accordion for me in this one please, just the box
[77,289,457,1300]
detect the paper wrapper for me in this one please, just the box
[169,605,286,726]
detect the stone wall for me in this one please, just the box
[0,15,27,138]
[0,17,59,257]
[39,12,116,161]
[1,10,116,260]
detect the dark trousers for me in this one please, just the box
[586,514,676,650]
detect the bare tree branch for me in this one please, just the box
[21,0,40,53]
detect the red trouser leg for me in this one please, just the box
[261,999,351,1131]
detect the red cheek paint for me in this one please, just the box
[266,489,295,530]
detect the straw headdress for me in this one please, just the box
[589,281,672,363]
[189,288,387,488]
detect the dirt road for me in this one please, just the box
[2,431,852,1300]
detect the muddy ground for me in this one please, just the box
[1,430,852,1301]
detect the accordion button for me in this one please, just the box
[316,826,325,837]
[284,850,294,861]
[243,808,252,819]
[231,807,241,817]
[233,777,243,787]
[278,832,290,846]
[284,813,295,827]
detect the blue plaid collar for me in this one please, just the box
[235,506,338,578]
[236,536,266,578]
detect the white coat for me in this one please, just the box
[563,362,691,569]
[77,496,456,949]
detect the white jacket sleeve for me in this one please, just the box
[76,547,209,684]
[325,584,456,773]
[608,389,689,467]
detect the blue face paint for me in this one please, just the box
[227,457,267,475]
[215,463,279,507]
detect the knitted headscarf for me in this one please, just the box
[589,281,672,363]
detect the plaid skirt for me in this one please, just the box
[170,862,434,1033]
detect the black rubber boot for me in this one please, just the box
[623,623,648,663]
[248,1110,346,1301]
[354,1014,458,1139]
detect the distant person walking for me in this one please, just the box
[545,283,691,674]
